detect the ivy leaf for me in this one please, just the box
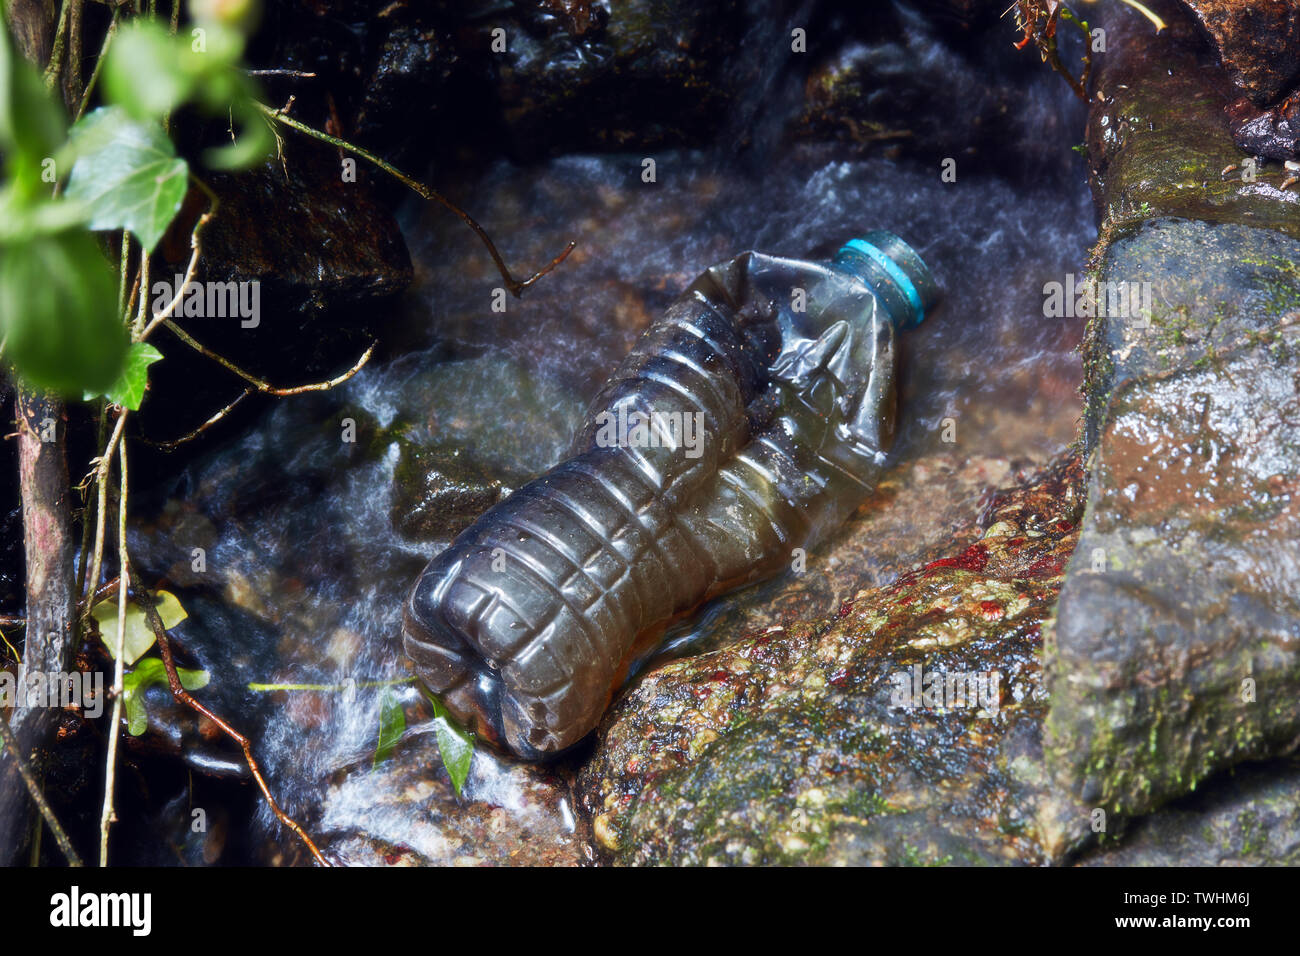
[0,228,128,395]
[122,656,209,736]
[0,23,67,200]
[92,342,163,411]
[373,688,406,768]
[420,686,474,796]
[102,22,195,121]
[66,106,189,252]
[93,589,188,666]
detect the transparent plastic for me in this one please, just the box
[404,232,939,759]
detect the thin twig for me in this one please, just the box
[140,389,251,452]
[161,321,375,394]
[132,241,152,339]
[254,100,575,296]
[73,4,121,122]
[131,575,332,866]
[0,712,83,866]
[74,405,109,608]
[80,410,126,619]
[43,0,72,91]
[137,195,216,343]
[98,427,129,866]
[0,626,20,662]
[67,0,84,108]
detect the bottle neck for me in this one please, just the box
[831,233,937,331]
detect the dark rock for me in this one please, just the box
[489,0,797,159]
[1181,0,1300,106]
[1227,93,1300,161]
[192,139,412,344]
[352,18,460,166]
[578,455,1084,865]
[1085,0,1300,241]
[134,136,412,447]
[1083,219,1300,437]
[797,2,1085,178]
[1080,757,1300,865]
[390,446,508,541]
[1043,290,1300,856]
[1045,4,1300,855]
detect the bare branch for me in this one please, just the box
[160,320,375,395]
[254,100,575,296]
[0,712,83,866]
[97,430,129,865]
[130,575,332,866]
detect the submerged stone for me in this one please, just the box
[579,455,1084,865]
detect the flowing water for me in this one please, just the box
[124,48,1094,865]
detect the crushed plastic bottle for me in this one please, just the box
[405,232,940,759]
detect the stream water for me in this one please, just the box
[123,47,1094,865]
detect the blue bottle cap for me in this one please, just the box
[833,232,939,330]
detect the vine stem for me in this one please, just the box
[73,3,121,122]
[132,577,332,866]
[0,712,83,866]
[80,409,127,619]
[253,101,575,296]
[97,428,129,865]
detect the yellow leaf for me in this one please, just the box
[93,590,188,665]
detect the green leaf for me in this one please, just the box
[0,193,92,241]
[102,22,195,121]
[122,656,209,736]
[92,342,163,411]
[93,590,188,666]
[420,687,474,796]
[0,23,67,200]
[373,688,406,768]
[0,229,128,395]
[66,106,189,252]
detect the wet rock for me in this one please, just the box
[579,455,1083,865]
[306,715,584,867]
[353,19,459,161]
[1043,4,1300,856]
[390,447,508,542]
[1080,756,1300,865]
[489,0,799,159]
[141,137,412,437]
[1086,0,1300,241]
[1226,93,1300,161]
[1083,219,1300,434]
[798,2,1085,178]
[196,139,411,338]
[1043,301,1300,857]
[1181,0,1300,106]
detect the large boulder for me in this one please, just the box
[1181,0,1300,106]
[1038,0,1300,858]
[579,456,1084,865]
